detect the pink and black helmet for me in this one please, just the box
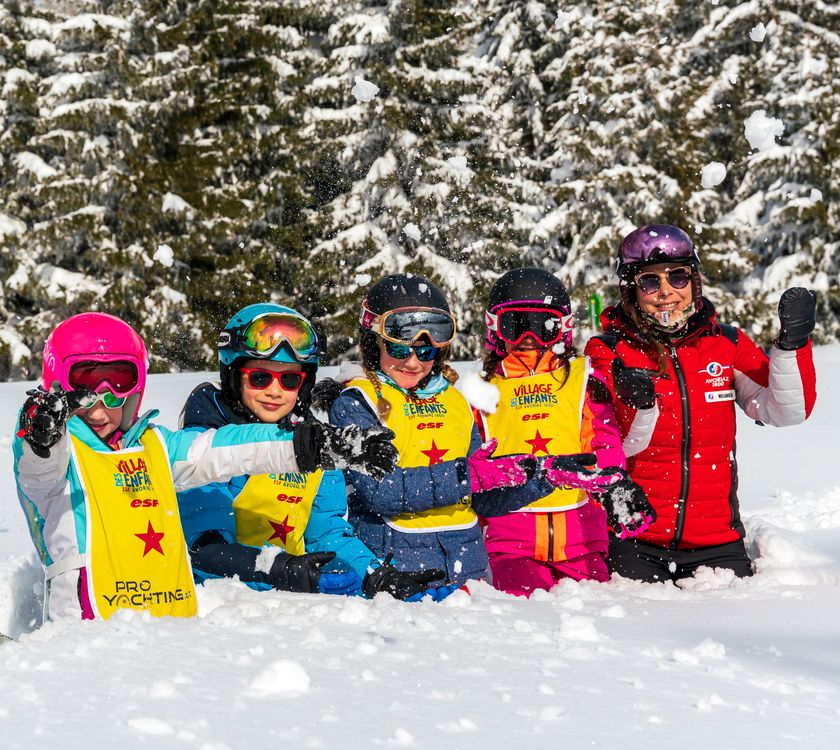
[42,312,148,430]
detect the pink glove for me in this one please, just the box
[468,439,537,493]
[541,453,625,493]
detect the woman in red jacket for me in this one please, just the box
[584,224,817,582]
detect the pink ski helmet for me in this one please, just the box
[42,313,148,430]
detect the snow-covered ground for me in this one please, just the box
[1,349,839,748]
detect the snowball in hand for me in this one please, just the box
[700,162,727,189]
[153,244,174,267]
[744,110,784,152]
[352,75,379,103]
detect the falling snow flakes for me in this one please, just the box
[750,23,767,42]
[351,75,379,103]
[402,222,421,241]
[744,110,784,152]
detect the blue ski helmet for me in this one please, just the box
[218,303,324,417]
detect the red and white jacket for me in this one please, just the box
[584,300,816,550]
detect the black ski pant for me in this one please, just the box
[607,535,754,583]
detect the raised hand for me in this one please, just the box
[776,287,817,350]
[467,438,537,493]
[611,358,656,410]
[542,453,625,493]
[18,385,92,458]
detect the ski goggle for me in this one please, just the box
[618,225,699,266]
[220,313,320,362]
[633,267,693,295]
[67,360,140,397]
[485,305,574,347]
[383,341,439,362]
[360,305,456,347]
[76,388,127,410]
[240,367,306,391]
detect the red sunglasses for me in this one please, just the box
[240,367,306,392]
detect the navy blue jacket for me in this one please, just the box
[329,380,553,586]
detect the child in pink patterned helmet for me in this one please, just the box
[14,313,397,622]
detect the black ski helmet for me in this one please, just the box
[364,273,451,315]
[359,273,451,372]
[488,267,571,312]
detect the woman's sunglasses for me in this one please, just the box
[383,341,439,362]
[240,367,306,391]
[634,267,693,295]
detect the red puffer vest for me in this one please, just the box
[586,301,765,550]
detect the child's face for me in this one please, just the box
[73,400,123,440]
[239,359,302,423]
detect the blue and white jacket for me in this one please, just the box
[13,408,300,620]
[178,383,379,587]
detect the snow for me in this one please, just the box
[351,75,379,103]
[744,109,784,152]
[0,212,26,238]
[13,151,58,180]
[700,161,727,188]
[153,244,175,267]
[161,192,194,218]
[1,347,839,746]
[402,222,422,241]
[750,23,767,43]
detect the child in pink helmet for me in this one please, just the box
[14,313,397,621]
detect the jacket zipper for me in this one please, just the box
[547,514,554,562]
[669,345,691,550]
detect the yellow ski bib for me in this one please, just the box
[348,378,477,533]
[69,429,196,620]
[233,470,322,554]
[481,357,589,512]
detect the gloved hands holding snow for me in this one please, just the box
[611,358,656,410]
[293,421,398,480]
[595,470,656,539]
[18,384,93,458]
[776,287,817,350]
[468,438,537,493]
[541,453,625,493]
[362,564,446,601]
[268,550,336,593]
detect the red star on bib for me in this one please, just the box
[135,521,165,557]
[421,440,449,465]
[524,429,552,455]
[268,515,295,544]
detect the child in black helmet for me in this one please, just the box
[324,273,620,590]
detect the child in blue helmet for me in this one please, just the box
[177,303,444,599]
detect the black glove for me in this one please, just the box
[293,421,398,480]
[310,378,344,414]
[611,358,656,410]
[268,550,336,593]
[776,287,817,350]
[599,472,657,539]
[18,386,92,458]
[362,564,446,601]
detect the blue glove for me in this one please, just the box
[318,570,363,596]
[405,583,462,603]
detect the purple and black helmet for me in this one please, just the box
[617,224,699,274]
[616,223,703,316]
